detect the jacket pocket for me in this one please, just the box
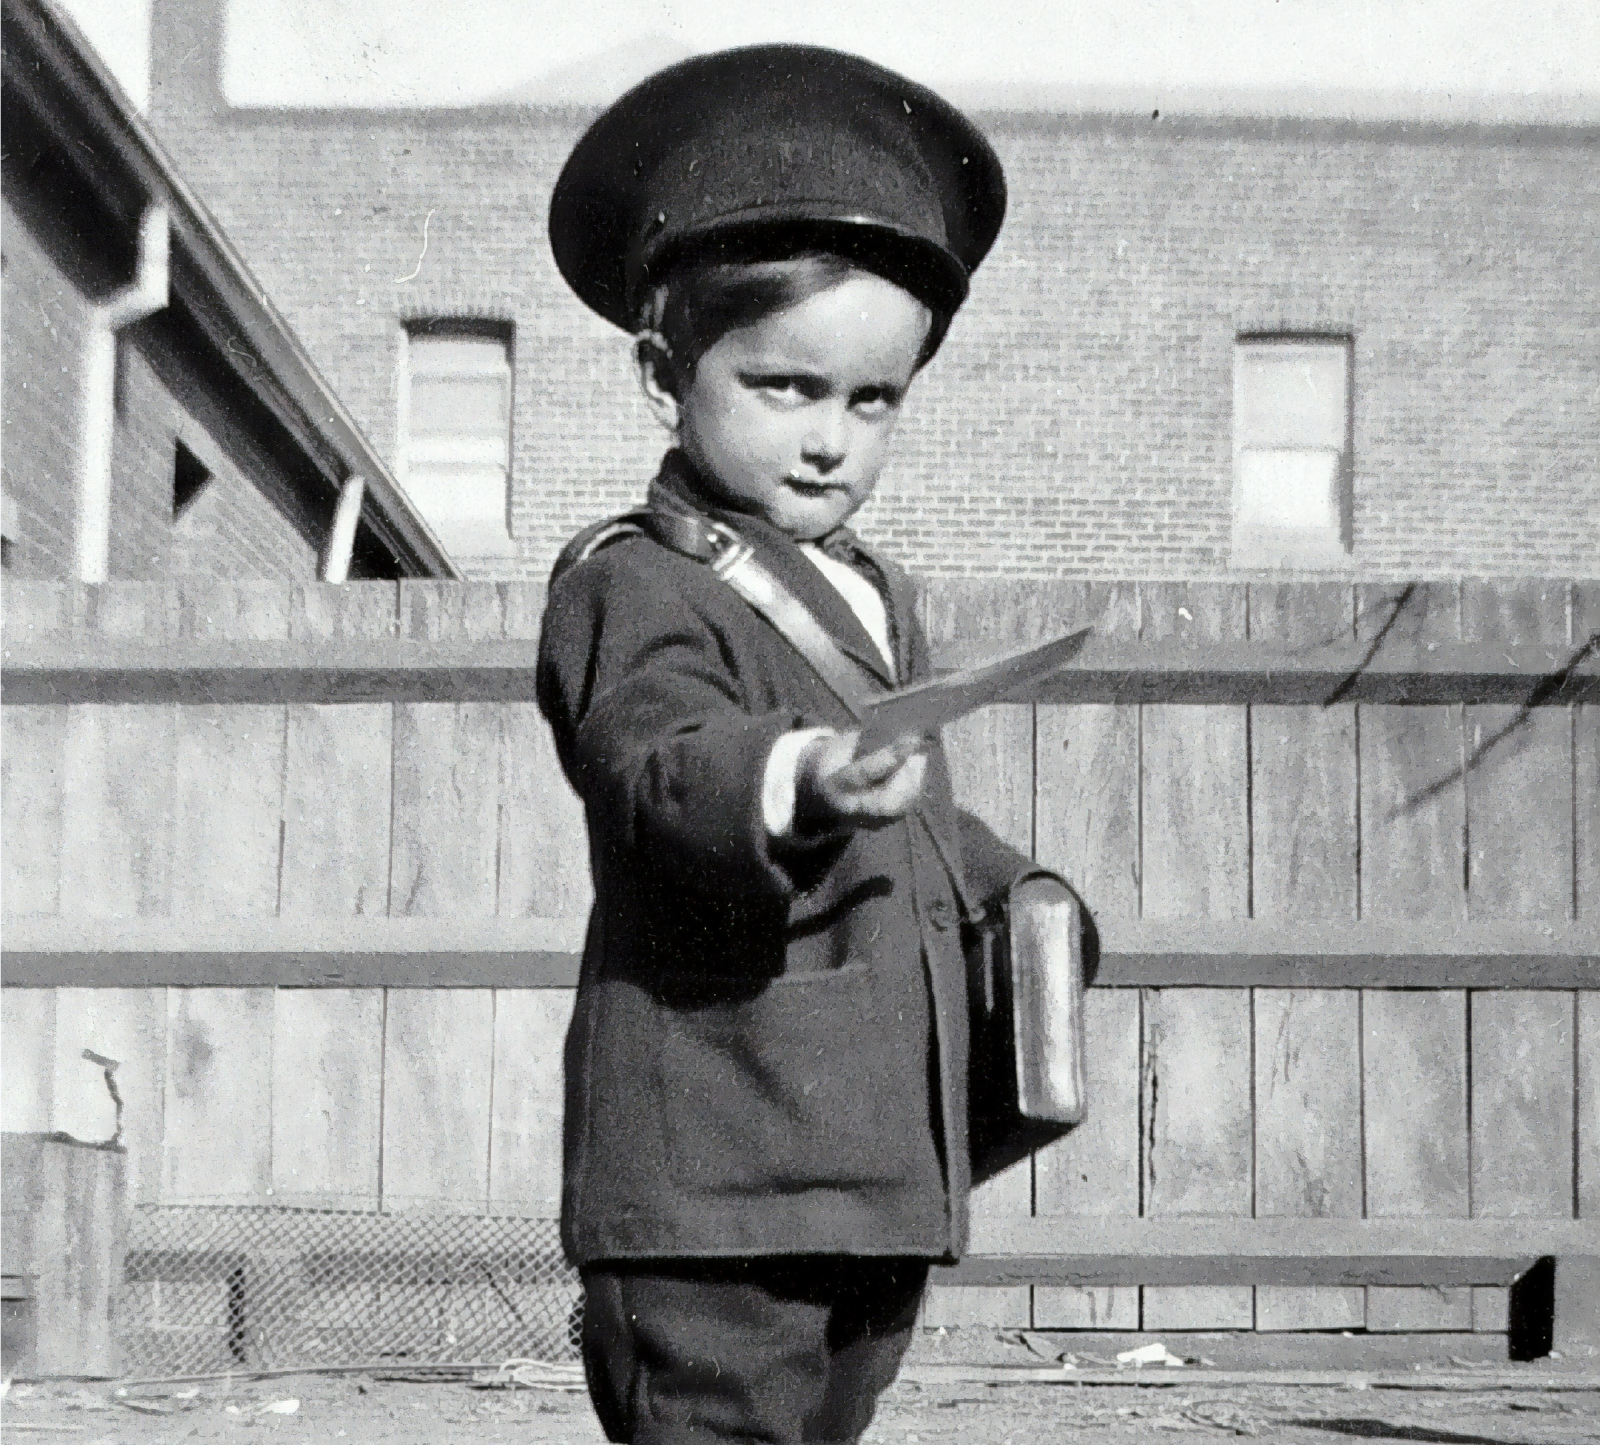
[660,966,918,1194]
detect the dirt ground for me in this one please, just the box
[5,1369,1599,1444]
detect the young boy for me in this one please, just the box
[539,45,1065,1444]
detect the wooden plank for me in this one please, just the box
[162,988,272,1202]
[943,1256,1536,1290]
[170,706,287,917]
[388,703,502,918]
[1363,988,1470,1331]
[1474,1288,1511,1332]
[964,1214,1600,1259]
[1034,989,1141,1330]
[1463,579,1573,919]
[1581,992,1599,1219]
[379,989,495,1211]
[1254,991,1365,1330]
[1142,989,1254,1330]
[927,701,1033,1329]
[270,989,383,1209]
[0,580,69,649]
[48,987,166,1204]
[174,579,293,642]
[60,705,175,918]
[0,988,56,1132]
[1471,991,1575,1218]
[1035,705,1139,923]
[1579,705,1599,922]
[288,581,398,640]
[487,989,575,1214]
[7,915,1595,988]
[2,705,66,916]
[1140,585,1251,1331]
[496,706,592,920]
[1248,584,1363,1331]
[9,638,1594,707]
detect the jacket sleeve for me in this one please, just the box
[537,545,825,905]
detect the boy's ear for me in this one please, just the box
[634,335,682,433]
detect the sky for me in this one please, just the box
[59,0,1600,120]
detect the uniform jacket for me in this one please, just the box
[536,453,1034,1267]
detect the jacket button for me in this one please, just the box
[929,898,953,932]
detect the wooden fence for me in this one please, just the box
[2,576,1596,1351]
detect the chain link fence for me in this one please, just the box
[117,1204,582,1375]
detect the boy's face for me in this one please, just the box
[665,272,931,540]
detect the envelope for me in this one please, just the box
[856,628,1092,753]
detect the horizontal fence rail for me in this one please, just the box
[5,917,1596,988]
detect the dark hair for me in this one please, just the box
[637,244,947,384]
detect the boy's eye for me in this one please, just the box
[745,374,821,403]
[850,386,901,417]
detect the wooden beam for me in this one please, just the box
[2,918,1594,988]
[3,637,1594,705]
[933,1218,1600,1290]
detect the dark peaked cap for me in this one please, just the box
[548,44,1007,330]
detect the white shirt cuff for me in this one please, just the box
[762,727,836,839]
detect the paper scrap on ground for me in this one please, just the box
[1116,1342,1189,1368]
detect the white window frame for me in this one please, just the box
[396,325,517,559]
[1230,334,1354,570]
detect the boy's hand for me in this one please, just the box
[794,730,929,835]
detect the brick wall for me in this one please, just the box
[1,195,92,576]
[144,7,1600,582]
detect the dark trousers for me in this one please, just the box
[580,1256,929,1444]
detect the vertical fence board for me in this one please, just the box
[288,581,399,641]
[1580,992,1600,1219]
[1253,990,1364,1331]
[170,707,287,917]
[388,704,502,918]
[270,989,383,1208]
[380,989,495,1211]
[1139,584,1251,1330]
[1034,990,1141,1330]
[488,990,576,1214]
[498,706,593,920]
[49,988,166,1204]
[61,705,176,917]
[2,705,66,916]
[0,988,57,1132]
[1035,704,1140,922]
[163,988,273,1202]
[1363,989,1470,1330]
[1471,991,1575,1218]
[1249,583,1362,1330]
[926,703,1033,1328]
[1142,989,1254,1330]
[1463,581,1573,919]
[1578,705,1599,921]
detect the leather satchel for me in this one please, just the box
[557,500,1094,1184]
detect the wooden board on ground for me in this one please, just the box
[1580,991,1599,1219]
[488,989,575,1214]
[271,989,383,1208]
[379,989,494,1211]
[161,988,272,1202]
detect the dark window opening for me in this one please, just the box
[173,441,211,520]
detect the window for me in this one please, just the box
[399,324,516,558]
[1232,336,1352,567]
[173,440,211,520]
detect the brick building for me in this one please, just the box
[144,0,1598,582]
[2,0,457,583]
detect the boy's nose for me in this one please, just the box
[800,412,848,472]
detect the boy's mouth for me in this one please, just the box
[784,476,842,498]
